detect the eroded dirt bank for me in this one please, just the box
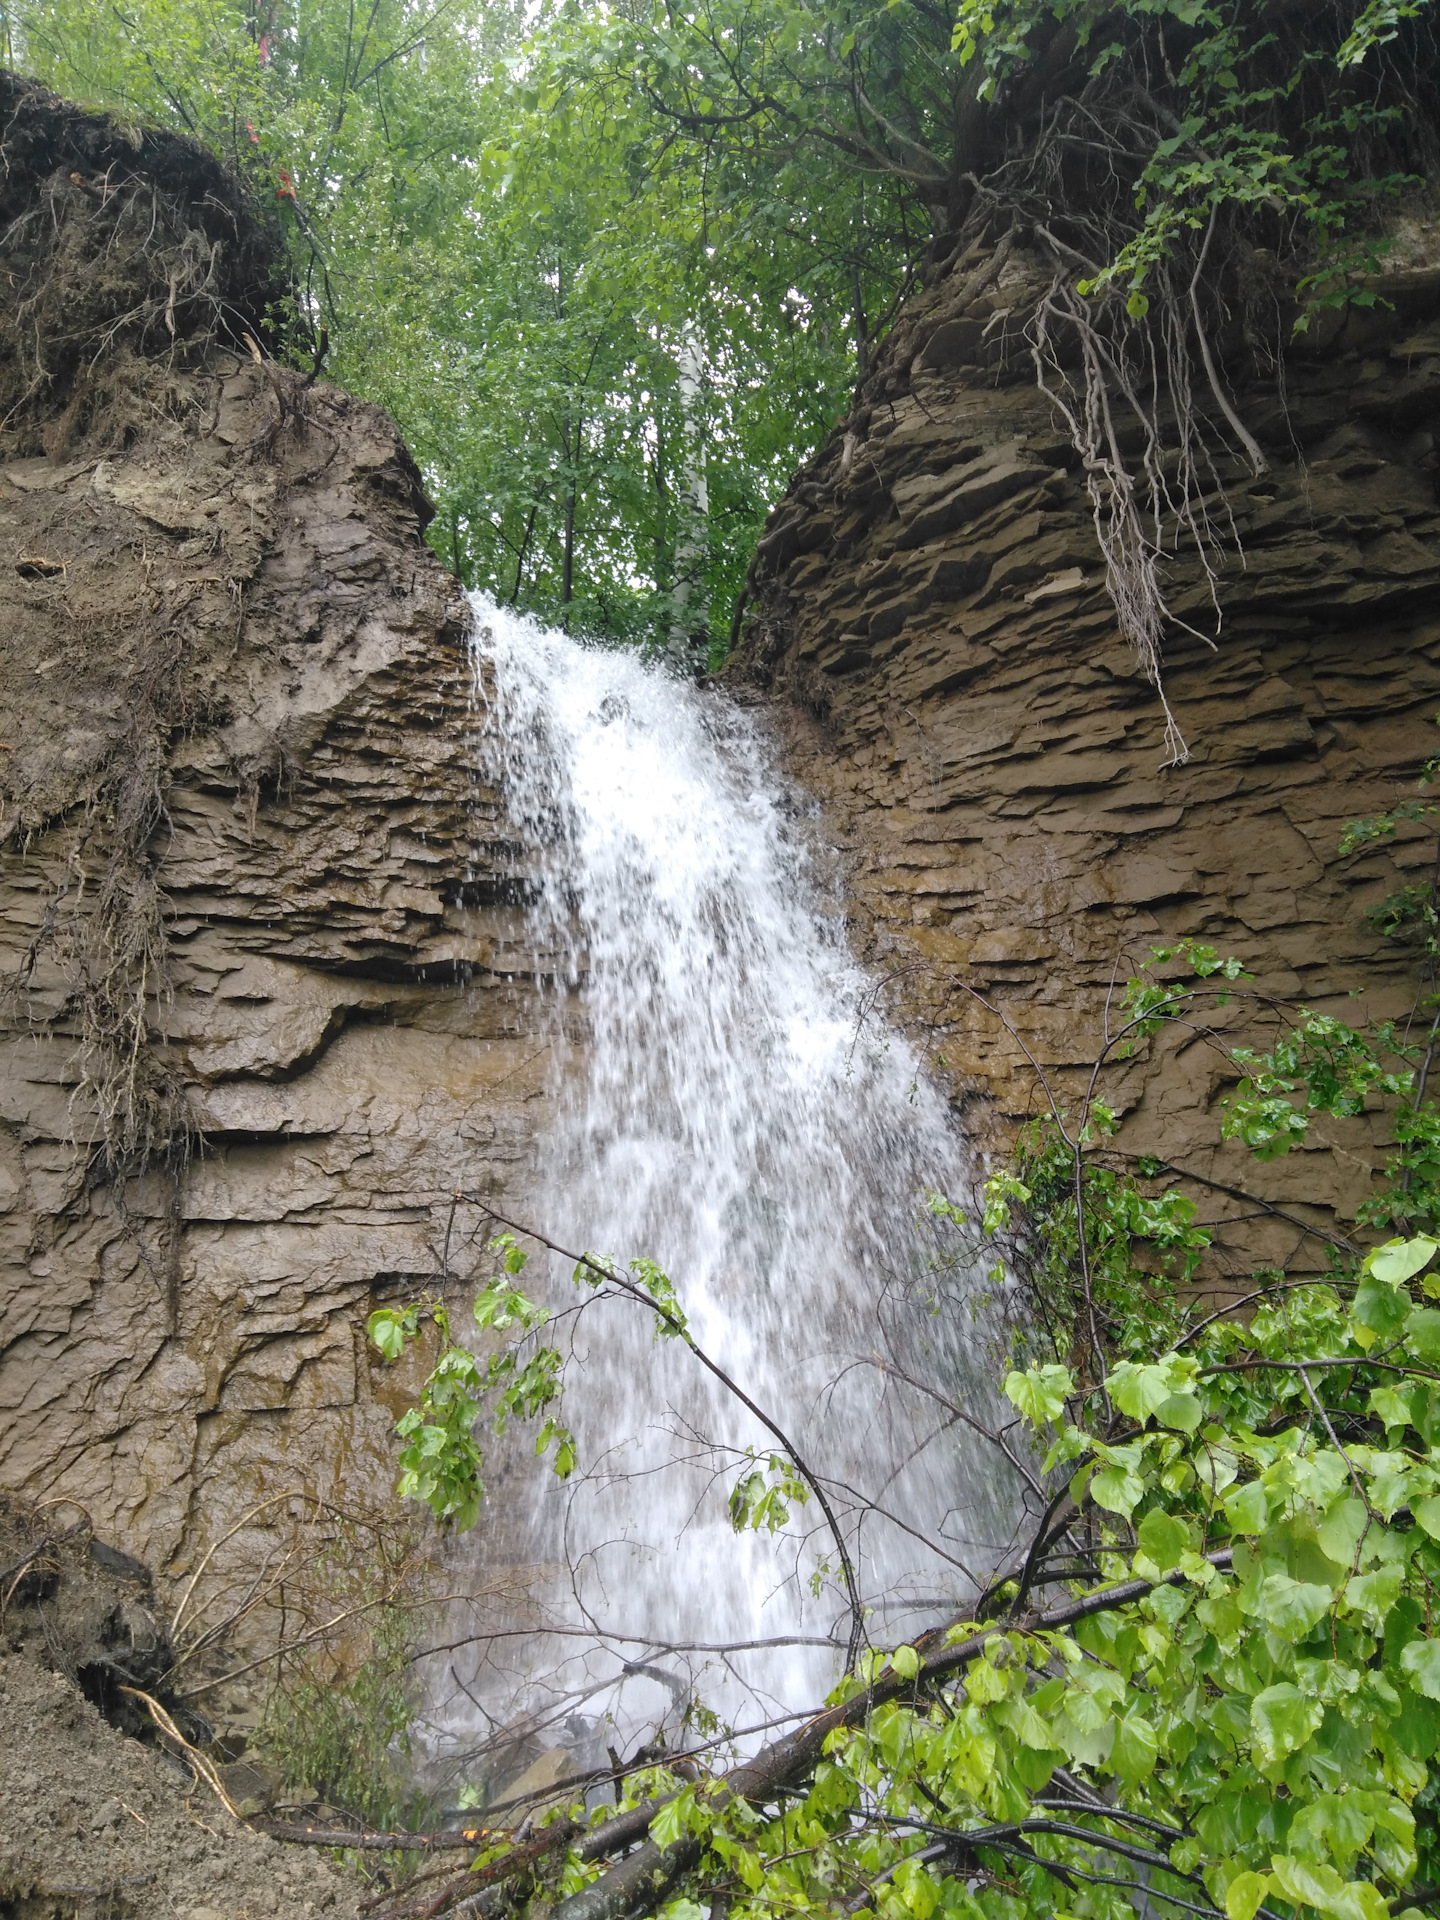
[738,229,1440,1272]
[0,1501,359,1920]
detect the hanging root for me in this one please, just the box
[1029,261,1247,766]
[0,72,285,454]
[4,615,197,1325]
[953,118,1273,762]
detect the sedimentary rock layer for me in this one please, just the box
[0,79,559,1602]
[740,235,1440,1272]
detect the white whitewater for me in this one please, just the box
[430,599,1015,1791]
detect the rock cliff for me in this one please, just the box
[8,62,1440,1626]
[738,229,1440,1272]
[0,77,554,1610]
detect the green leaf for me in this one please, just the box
[1384,1593,1426,1668]
[1290,1792,1376,1870]
[1091,1461,1145,1518]
[1251,1682,1324,1764]
[659,1901,706,1920]
[1224,1480,1269,1534]
[1156,1389,1204,1432]
[1346,1563,1404,1619]
[1370,1385,1415,1436]
[1406,1306,1440,1362]
[649,1791,694,1849]
[1054,1697,1116,1766]
[369,1305,419,1362]
[1110,1711,1159,1783]
[996,1693,1056,1749]
[1110,1358,1184,1422]
[1225,1870,1272,1920]
[1353,1272,1412,1347]
[1400,1636,1440,1699]
[965,1656,1009,1704]
[983,1170,1032,1234]
[1137,1506,1190,1571]
[1004,1363,1072,1425]
[1261,1573,1334,1637]
[891,1643,920,1681]
[1369,1235,1438,1283]
[1318,1494,1367,1564]
[1271,1856,1390,1920]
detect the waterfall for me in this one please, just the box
[425,599,1015,1795]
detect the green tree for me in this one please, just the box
[6,0,857,651]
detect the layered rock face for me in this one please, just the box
[740,237,1440,1264]
[7,60,1440,1604]
[0,79,552,1583]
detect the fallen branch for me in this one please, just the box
[370,1801,669,1920]
[547,1551,1235,1920]
[252,1821,496,1851]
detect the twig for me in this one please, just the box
[470,1200,869,1669]
[119,1688,240,1818]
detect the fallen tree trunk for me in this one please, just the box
[253,1823,489,1851]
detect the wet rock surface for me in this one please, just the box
[739,236,1440,1267]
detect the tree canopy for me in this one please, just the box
[7,0,1436,653]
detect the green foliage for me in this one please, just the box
[952,0,1434,327]
[728,1453,810,1535]
[367,1236,574,1531]
[258,1518,429,1836]
[1341,715,1440,975]
[916,1234,1440,1920]
[1222,1014,1413,1161]
[368,1237,720,1532]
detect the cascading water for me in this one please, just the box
[425,599,1018,1791]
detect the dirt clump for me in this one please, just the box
[0,1646,358,1920]
[0,1501,359,1920]
[0,69,286,457]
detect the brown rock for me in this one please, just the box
[0,80,560,1607]
[737,237,1440,1277]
